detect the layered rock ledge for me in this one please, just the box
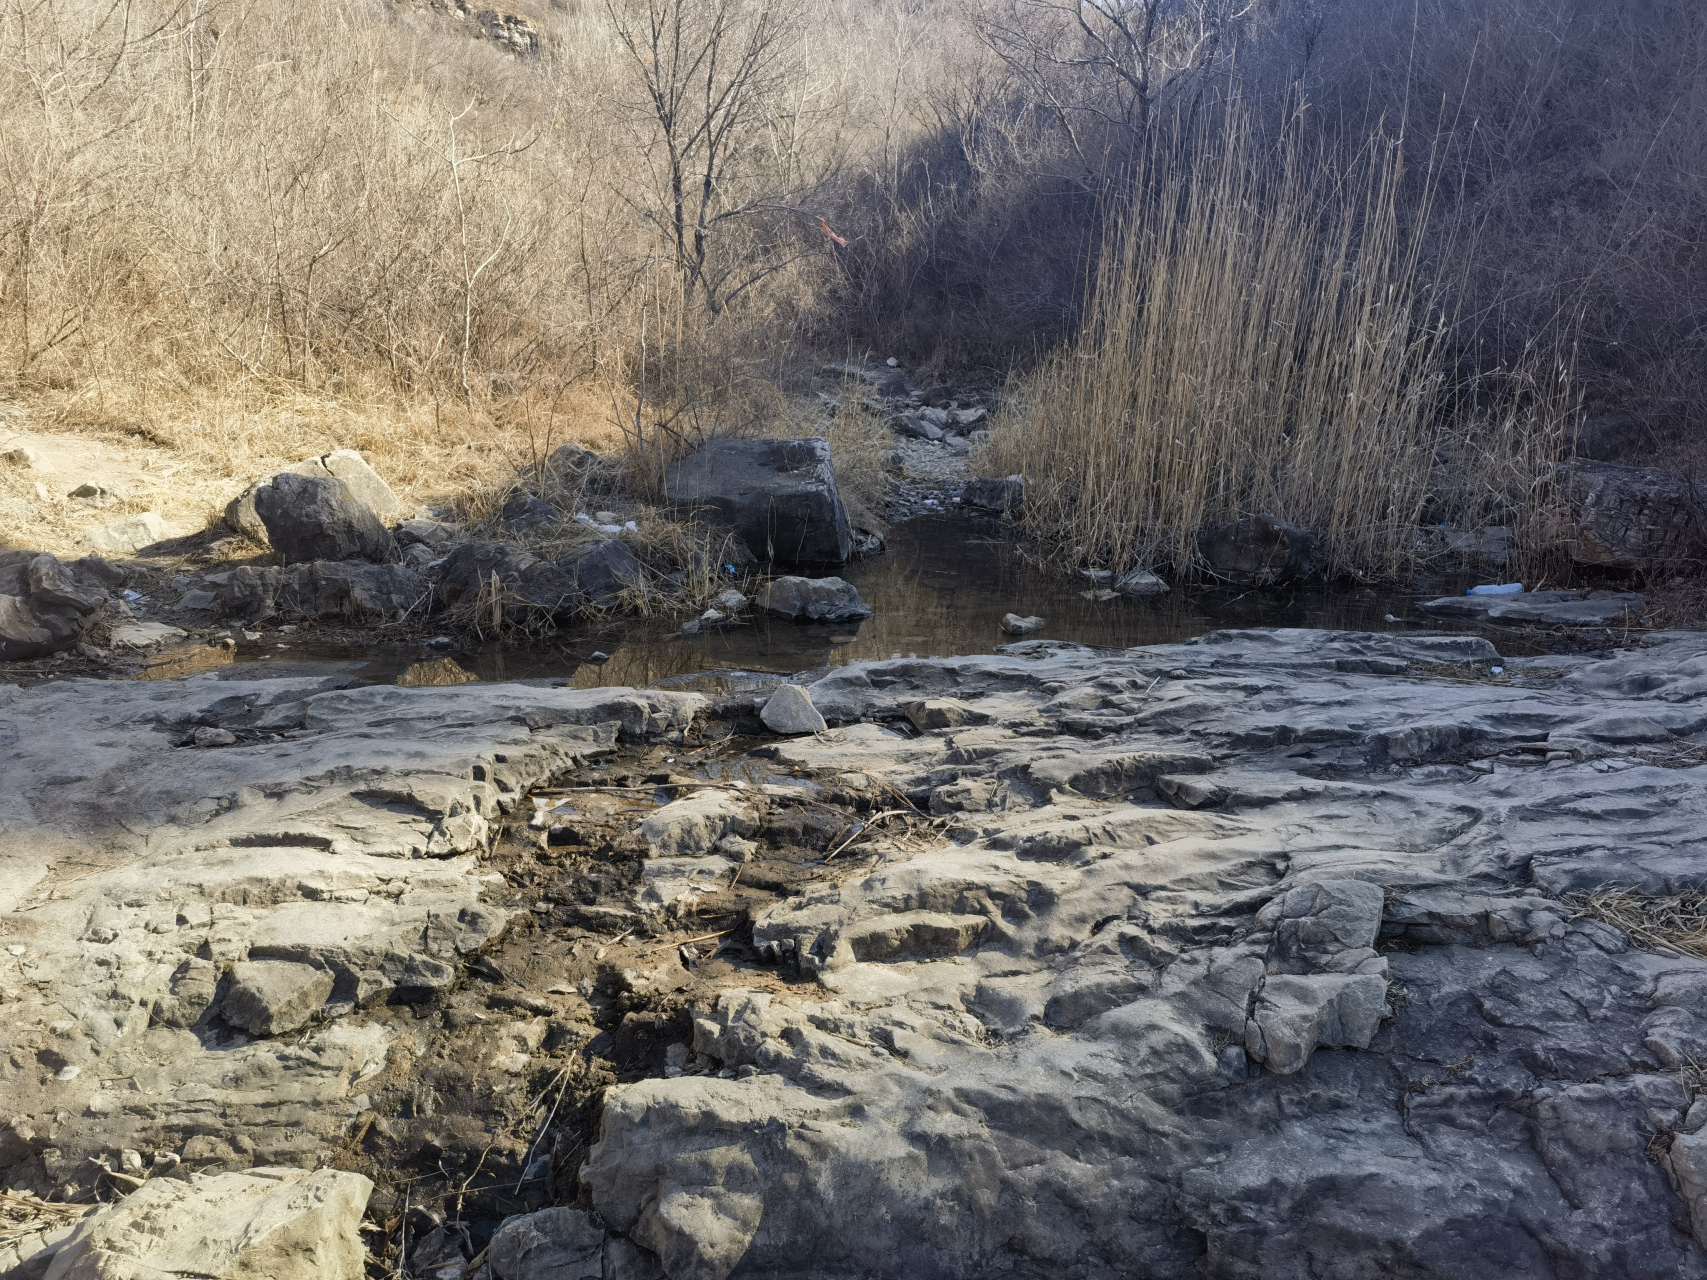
[6,628,1707,1279]
[587,629,1707,1279]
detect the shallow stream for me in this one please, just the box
[220,515,1524,692]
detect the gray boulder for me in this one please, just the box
[962,475,1024,517]
[438,540,540,607]
[0,551,116,660]
[1198,514,1318,585]
[253,473,397,565]
[1559,459,1704,569]
[760,683,828,734]
[664,437,852,564]
[757,576,871,622]
[225,450,402,546]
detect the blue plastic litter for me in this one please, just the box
[1466,583,1524,596]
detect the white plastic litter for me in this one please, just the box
[1491,666,1505,674]
[575,512,624,533]
[1466,583,1524,596]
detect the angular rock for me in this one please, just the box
[222,960,335,1036]
[1257,880,1385,973]
[253,473,396,565]
[902,698,991,732]
[1198,514,1318,585]
[1245,972,1389,1074]
[0,592,79,659]
[760,683,826,734]
[664,437,852,564]
[438,540,540,607]
[225,450,402,546]
[85,511,168,555]
[757,576,871,622]
[395,517,464,550]
[438,539,641,613]
[487,1207,606,1280]
[961,475,1024,517]
[641,792,758,857]
[105,620,186,649]
[1558,459,1705,569]
[42,1166,371,1280]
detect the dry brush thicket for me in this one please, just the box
[0,0,1699,579]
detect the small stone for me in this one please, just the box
[192,727,237,747]
[712,589,748,611]
[1001,613,1045,635]
[761,683,827,734]
[1115,568,1169,597]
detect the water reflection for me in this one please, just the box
[226,516,1515,690]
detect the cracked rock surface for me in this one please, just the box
[583,628,1707,1279]
[0,674,697,1217]
[9,627,1707,1280]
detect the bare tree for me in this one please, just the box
[605,0,824,314]
[976,0,1256,170]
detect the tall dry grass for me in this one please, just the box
[984,109,1572,582]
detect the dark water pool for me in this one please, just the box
[221,516,1517,692]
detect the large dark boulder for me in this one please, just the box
[437,541,539,607]
[253,473,397,565]
[437,539,641,613]
[664,437,852,565]
[225,449,402,546]
[209,562,425,624]
[1198,515,1318,586]
[1558,460,1704,570]
[560,540,644,604]
[0,550,117,659]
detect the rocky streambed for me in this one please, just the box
[5,626,1707,1278]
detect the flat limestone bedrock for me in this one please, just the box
[0,675,700,1195]
[584,628,1707,1280]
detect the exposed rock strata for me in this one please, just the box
[584,629,1707,1279]
[8,629,1707,1280]
[0,677,698,1203]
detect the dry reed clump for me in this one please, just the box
[982,108,1573,584]
[1562,888,1707,961]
